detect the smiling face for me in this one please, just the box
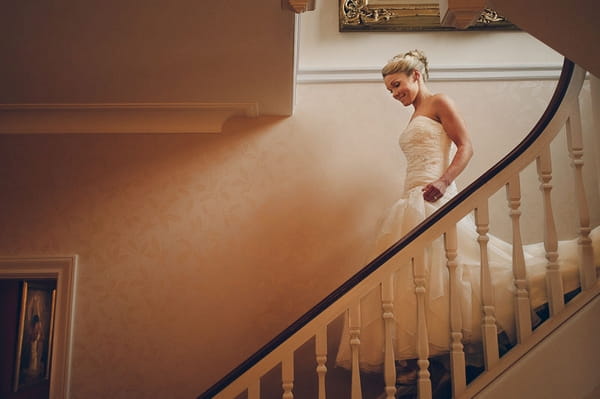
[384,70,420,107]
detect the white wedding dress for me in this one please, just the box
[336,115,600,372]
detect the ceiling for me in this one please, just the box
[0,1,301,133]
[488,0,600,78]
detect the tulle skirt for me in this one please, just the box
[335,184,600,372]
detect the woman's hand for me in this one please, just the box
[422,180,448,202]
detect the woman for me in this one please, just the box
[383,50,473,205]
[335,50,599,377]
[337,50,481,373]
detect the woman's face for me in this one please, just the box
[384,71,419,107]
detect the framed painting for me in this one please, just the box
[13,281,57,392]
[339,0,517,31]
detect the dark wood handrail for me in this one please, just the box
[197,58,575,399]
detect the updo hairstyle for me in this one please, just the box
[381,50,429,81]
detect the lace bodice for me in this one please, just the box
[399,115,452,193]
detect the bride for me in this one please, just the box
[335,50,599,375]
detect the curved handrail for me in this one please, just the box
[197,58,576,399]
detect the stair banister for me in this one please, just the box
[198,59,582,399]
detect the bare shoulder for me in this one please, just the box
[430,93,459,115]
[425,93,462,125]
[430,93,470,143]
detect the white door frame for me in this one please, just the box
[0,256,77,399]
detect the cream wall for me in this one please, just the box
[0,1,296,115]
[439,80,600,243]
[1,79,597,398]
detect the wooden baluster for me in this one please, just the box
[444,225,466,396]
[381,274,397,399]
[413,253,432,399]
[506,176,533,342]
[537,147,565,315]
[248,380,260,399]
[566,99,596,290]
[349,302,363,399]
[315,327,327,399]
[282,352,294,399]
[475,200,500,369]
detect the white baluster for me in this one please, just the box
[506,176,533,342]
[566,100,596,290]
[413,253,432,399]
[282,352,294,399]
[444,225,466,396]
[349,302,363,399]
[537,147,565,315]
[475,200,500,369]
[381,274,397,399]
[248,380,260,399]
[315,327,327,399]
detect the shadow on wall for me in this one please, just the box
[0,112,392,398]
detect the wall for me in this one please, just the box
[0,1,296,115]
[0,3,598,399]
[0,111,395,398]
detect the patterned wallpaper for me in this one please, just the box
[0,79,597,398]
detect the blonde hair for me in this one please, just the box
[381,50,429,81]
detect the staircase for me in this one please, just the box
[197,58,599,398]
[196,2,600,396]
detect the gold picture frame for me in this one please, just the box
[339,0,518,31]
[13,281,57,392]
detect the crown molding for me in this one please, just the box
[0,102,259,134]
[297,64,564,83]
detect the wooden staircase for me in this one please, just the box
[196,2,600,396]
[197,59,599,398]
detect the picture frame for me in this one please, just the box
[13,281,57,392]
[339,0,518,31]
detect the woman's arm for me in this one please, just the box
[422,93,473,202]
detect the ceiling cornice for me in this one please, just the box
[0,103,259,134]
